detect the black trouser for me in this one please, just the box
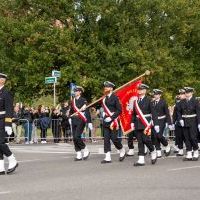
[135,129,154,156]
[127,131,135,149]
[183,125,198,151]
[103,126,123,153]
[72,118,86,152]
[40,128,47,141]
[52,124,61,143]
[0,119,12,160]
[153,126,168,150]
[62,127,71,142]
[175,125,185,149]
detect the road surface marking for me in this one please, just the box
[168,165,200,171]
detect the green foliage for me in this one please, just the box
[0,0,200,105]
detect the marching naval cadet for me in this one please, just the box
[151,89,173,158]
[177,87,200,161]
[172,89,186,156]
[131,84,157,166]
[69,86,92,161]
[0,73,18,175]
[126,131,135,156]
[101,81,126,164]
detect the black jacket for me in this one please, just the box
[70,96,91,123]
[0,86,13,127]
[132,96,153,130]
[151,99,172,127]
[177,97,200,127]
[102,93,122,127]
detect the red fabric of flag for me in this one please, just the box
[115,80,142,135]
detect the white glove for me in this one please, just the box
[169,124,175,131]
[68,118,72,125]
[198,124,200,132]
[5,126,12,136]
[131,123,135,130]
[180,120,184,127]
[88,123,93,130]
[104,117,112,123]
[154,125,160,133]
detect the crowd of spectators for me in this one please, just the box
[11,101,102,144]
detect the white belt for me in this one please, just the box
[158,115,166,120]
[182,114,197,118]
[136,114,151,118]
[0,111,6,115]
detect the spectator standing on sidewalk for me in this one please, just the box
[21,106,33,144]
[51,108,62,143]
[38,105,50,144]
[60,101,71,142]
[12,104,22,144]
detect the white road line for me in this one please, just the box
[5,159,42,164]
[168,166,200,172]
[18,159,42,163]
[0,191,11,195]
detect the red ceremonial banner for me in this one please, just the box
[116,80,142,135]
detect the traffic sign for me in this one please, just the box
[52,70,61,78]
[45,77,57,84]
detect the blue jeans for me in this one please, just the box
[23,122,32,142]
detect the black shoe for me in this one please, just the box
[174,150,179,154]
[119,154,126,162]
[83,152,90,161]
[74,158,82,161]
[0,171,6,175]
[7,163,19,174]
[157,156,162,159]
[126,154,134,157]
[151,158,157,165]
[192,157,199,161]
[134,162,145,167]
[183,157,192,161]
[176,153,184,157]
[101,160,112,164]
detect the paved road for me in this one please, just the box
[0,143,200,200]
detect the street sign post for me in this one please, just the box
[45,77,57,84]
[45,77,57,106]
[52,70,61,78]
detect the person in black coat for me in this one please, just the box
[151,89,173,158]
[60,101,71,143]
[101,81,126,164]
[0,73,18,175]
[177,87,200,161]
[131,84,157,166]
[69,86,92,161]
[51,108,62,143]
[38,105,50,144]
[172,89,186,156]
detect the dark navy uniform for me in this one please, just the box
[103,93,123,153]
[132,96,155,155]
[152,99,172,150]
[177,97,200,152]
[0,86,13,159]
[70,96,91,152]
[173,101,185,151]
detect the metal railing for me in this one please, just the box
[8,117,175,144]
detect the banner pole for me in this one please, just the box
[70,70,150,117]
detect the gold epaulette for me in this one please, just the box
[5,118,12,123]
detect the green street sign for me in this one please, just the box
[45,77,57,84]
[52,70,61,78]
